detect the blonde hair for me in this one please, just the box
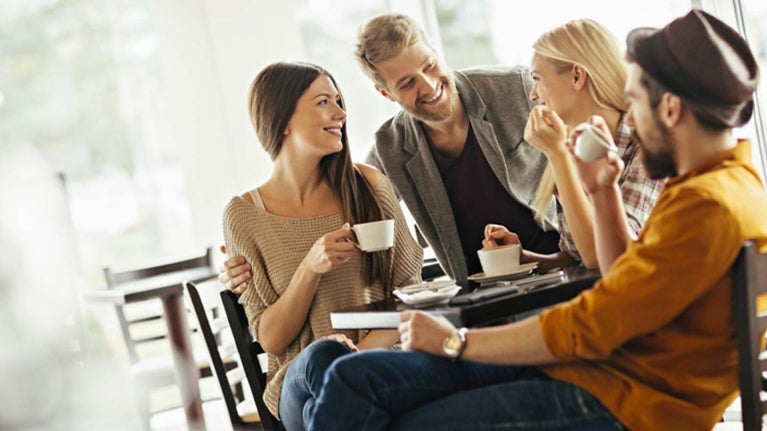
[532,19,629,223]
[355,13,434,86]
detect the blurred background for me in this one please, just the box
[1,0,765,429]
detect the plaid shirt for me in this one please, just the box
[557,115,664,261]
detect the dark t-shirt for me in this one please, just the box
[430,126,560,275]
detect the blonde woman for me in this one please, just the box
[484,19,662,270]
[223,62,422,430]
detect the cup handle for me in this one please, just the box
[344,237,363,250]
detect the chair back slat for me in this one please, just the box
[132,335,166,345]
[219,342,237,360]
[227,367,246,386]
[733,240,767,431]
[105,248,214,286]
[220,289,283,431]
[189,279,268,430]
[257,353,269,374]
[126,315,164,325]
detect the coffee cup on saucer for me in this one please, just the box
[477,244,521,276]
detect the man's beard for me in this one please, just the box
[406,76,458,122]
[635,114,678,180]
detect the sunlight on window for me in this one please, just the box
[740,0,767,180]
[1,0,195,286]
[296,0,399,162]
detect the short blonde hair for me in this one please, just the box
[532,19,629,225]
[355,13,433,86]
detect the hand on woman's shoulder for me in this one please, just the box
[356,163,385,187]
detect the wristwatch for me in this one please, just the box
[442,327,469,360]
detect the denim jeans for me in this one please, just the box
[308,350,625,431]
[278,339,353,431]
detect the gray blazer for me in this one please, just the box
[366,66,556,282]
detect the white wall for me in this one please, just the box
[150,0,305,248]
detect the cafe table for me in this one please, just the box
[82,266,217,430]
[331,266,601,330]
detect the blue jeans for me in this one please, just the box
[279,339,353,431]
[308,350,625,431]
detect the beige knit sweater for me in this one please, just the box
[222,177,423,418]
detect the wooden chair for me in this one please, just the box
[103,247,220,427]
[732,240,767,430]
[186,280,263,430]
[220,290,283,431]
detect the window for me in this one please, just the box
[294,0,699,161]
[296,0,399,161]
[436,0,691,68]
[1,0,196,286]
[741,0,767,178]
[732,0,767,180]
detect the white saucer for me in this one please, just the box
[396,280,456,295]
[467,262,539,283]
[393,285,461,306]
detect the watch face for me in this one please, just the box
[446,334,462,351]
[443,331,463,358]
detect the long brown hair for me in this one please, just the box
[248,62,393,293]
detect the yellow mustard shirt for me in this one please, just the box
[539,142,767,430]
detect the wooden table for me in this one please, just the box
[83,266,216,430]
[331,266,601,329]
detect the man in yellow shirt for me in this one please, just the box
[307,9,766,431]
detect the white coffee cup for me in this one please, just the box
[574,124,617,162]
[351,219,395,252]
[477,244,521,276]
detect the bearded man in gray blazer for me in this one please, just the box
[355,13,562,281]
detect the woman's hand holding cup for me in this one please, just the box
[303,223,358,275]
[569,116,625,195]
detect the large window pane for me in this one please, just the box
[437,0,691,68]
[0,0,195,286]
[296,0,399,161]
[738,0,767,180]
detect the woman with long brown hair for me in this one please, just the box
[222,61,422,431]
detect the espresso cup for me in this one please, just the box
[574,124,617,162]
[351,219,395,252]
[477,244,521,276]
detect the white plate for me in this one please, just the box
[396,280,457,295]
[393,285,461,306]
[467,262,539,283]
